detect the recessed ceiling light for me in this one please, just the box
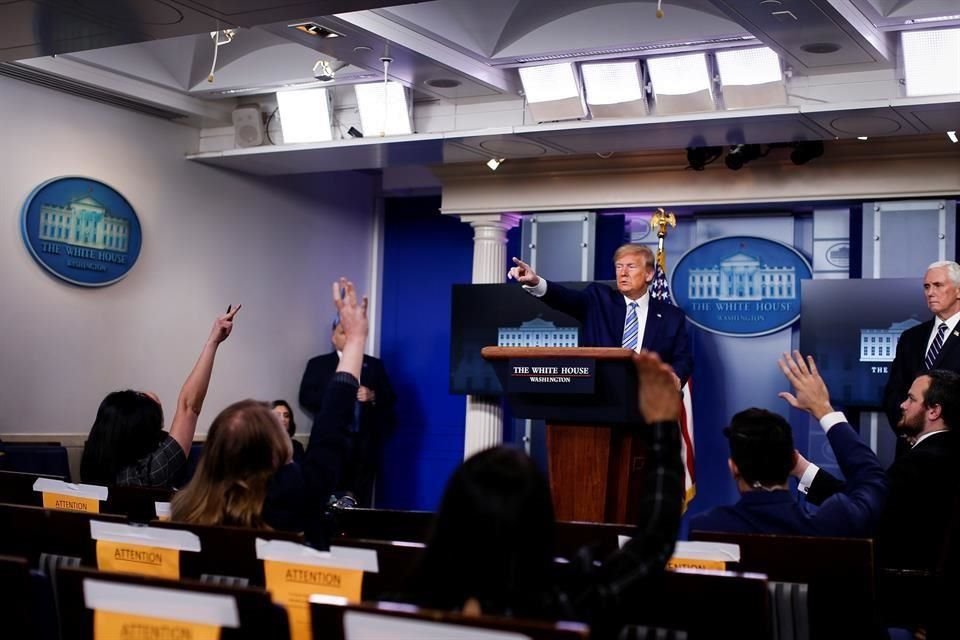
[290,22,341,38]
[800,42,841,54]
[425,78,461,89]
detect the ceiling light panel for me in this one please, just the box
[275,88,332,144]
[582,61,644,104]
[581,60,647,118]
[902,28,960,97]
[716,47,782,86]
[647,53,712,97]
[518,63,581,103]
[518,62,587,122]
[646,53,715,115]
[354,82,413,136]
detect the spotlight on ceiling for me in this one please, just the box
[686,146,723,171]
[724,144,763,171]
[948,130,958,143]
[486,158,505,171]
[790,140,825,165]
[313,60,348,83]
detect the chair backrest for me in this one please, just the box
[0,502,126,566]
[310,598,590,640]
[337,537,771,639]
[636,569,772,640]
[690,530,879,640]
[0,554,39,639]
[102,485,173,522]
[149,519,306,585]
[0,469,67,507]
[0,443,71,480]
[333,508,638,559]
[54,564,290,640]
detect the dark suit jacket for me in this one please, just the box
[884,319,960,430]
[807,430,957,569]
[689,422,887,537]
[540,281,692,385]
[299,352,396,505]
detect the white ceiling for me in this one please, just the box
[1,0,958,174]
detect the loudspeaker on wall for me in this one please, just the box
[232,104,264,148]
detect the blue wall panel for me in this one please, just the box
[377,197,473,510]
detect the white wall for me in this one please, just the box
[0,76,378,437]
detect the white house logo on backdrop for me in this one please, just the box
[859,318,921,362]
[672,236,813,337]
[497,317,579,348]
[21,177,142,287]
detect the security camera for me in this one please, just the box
[313,60,347,83]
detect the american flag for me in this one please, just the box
[650,251,696,507]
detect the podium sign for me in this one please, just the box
[507,358,596,394]
[483,346,646,523]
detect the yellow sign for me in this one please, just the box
[94,610,220,640]
[667,557,726,571]
[263,560,364,640]
[42,492,100,513]
[96,541,181,580]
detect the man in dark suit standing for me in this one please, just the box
[883,261,960,451]
[300,317,396,507]
[797,368,959,569]
[507,244,692,385]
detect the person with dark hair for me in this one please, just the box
[404,350,686,633]
[172,278,366,545]
[796,368,960,569]
[508,244,691,386]
[271,399,304,463]
[690,351,887,537]
[80,306,240,487]
[299,312,395,507]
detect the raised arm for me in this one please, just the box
[168,305,239,454]
[573,352,684,623]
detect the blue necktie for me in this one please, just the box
[622,302,639,350]
[925,323,948,370]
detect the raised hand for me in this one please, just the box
[507,257,540,287]
[208,304,241,344]
[777,351,834,420]
[634,350,681,423]
[332,278,368,343]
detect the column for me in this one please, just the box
[460,213,519,459]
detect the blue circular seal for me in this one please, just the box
[21,177,142,287]
[671,236,812,337]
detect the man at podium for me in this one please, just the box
[508,244,691,385]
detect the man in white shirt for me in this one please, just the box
[796,368,960,568]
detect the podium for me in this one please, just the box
[482,346,646,524]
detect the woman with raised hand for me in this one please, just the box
[171,279,367,545]
[80,305,240,487]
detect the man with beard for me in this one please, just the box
[795,369,960,569]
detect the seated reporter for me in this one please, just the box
[403,351,685,636]
[171,279,366,546]
[690,351,887,537]
[80,306,239,488]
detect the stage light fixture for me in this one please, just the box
[948,130,958,143]
[354,81,413,136]
[790,141,824,165]
[902,28,960,96]
[686,146,723,171]
[275,87,332,143]
[486,158,504,171]
[724,144,763,171]
[518,63,587,122]
[581,60,647,117]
